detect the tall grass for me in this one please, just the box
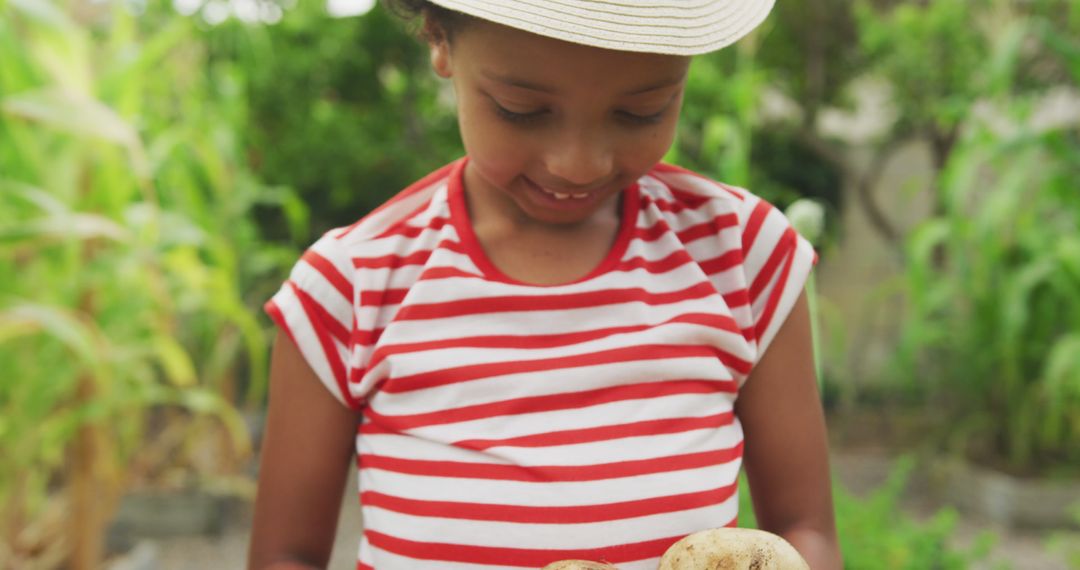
[0,0,299,566]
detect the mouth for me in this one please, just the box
[525,177,601,201]
[540,188,591,200]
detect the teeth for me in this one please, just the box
[541,187,589,200]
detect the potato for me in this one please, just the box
[540,560,620,570]
[658,528,810,570]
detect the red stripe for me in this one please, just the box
[351,326,384,347]
[668,186,713,210]
[417,265,484,281]
[381,343,750,395]
[411,252,694,282]
[361,379,735,431]
[698,249,743,276]
[749,227,796,303]
[650,196,695,215]
[360,288,409,307]
[351,239,466,270]
[454,411,735,451]
[352,248,435,270]
[722,289,750,310]
[371,201,432,240]
[358,442,743,482]
[393,281,718,321]
[741,199,773,253]
[635,219,671,242]
[755,231,799,345]
[285,280,350,345]
[365,529,694,567]
[376,214,451,240]
[675,213,739,245]
[301,249,351,302]
[365,311,741,372]
[264,299,300,349]
[612,250,696,275]
[288,281,362,409]
[360,482,737,524]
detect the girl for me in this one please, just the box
[248,1,841,568]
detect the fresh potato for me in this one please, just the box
[658,528,810,570]
[540,560,620,570]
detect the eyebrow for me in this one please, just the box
[481,70,686,96]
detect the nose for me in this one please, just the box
[543,127,614,188]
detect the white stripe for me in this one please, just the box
[360,421,742,466]
[359,461,741,506]
[361,495,738,550]
[391,391,735,444]
[753,234,816,363]
[272,286,348,405]
[287,261,353,328]
[368,353,739,419]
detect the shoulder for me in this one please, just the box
[646,162,752,204]
[320,160,460,254]
[641,162,784,243]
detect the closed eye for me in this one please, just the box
[490,99,667,126]
[493,103,548,125]
[617,109,666,125]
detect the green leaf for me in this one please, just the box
[2,88,138,146]
[152,336,197,388]
[0,211,129,244]
[0,303,101,370]
[907,219,951,275]
[985,21,1028,96]
[1001,259,1056,344]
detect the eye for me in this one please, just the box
[617,109,666,125]
[493,102,548,125]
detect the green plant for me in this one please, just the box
[835,458,994,570]
[893,14,1080,471]
[202,1,463,242]
[0,0,298,567]
[737,458,993,569]
[1045,504,1080,569]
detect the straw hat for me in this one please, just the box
[425,0,776,55]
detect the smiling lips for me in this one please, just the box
[528,177,604,201]
[541,187,591,200]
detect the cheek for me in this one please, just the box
[618,123,678,172]
[457,104,531,182]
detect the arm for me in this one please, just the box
[734,292,842,569]
[247,333,361,570]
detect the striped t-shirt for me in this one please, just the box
[265,157,816,570]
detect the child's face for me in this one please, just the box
[429,18,691,227]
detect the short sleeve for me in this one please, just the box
[739,196,818,365]
[264,232,363,410]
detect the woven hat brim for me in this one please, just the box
[426,0,776,55]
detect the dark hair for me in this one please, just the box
[382,0,473,43]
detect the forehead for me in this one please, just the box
[451,19,691,95]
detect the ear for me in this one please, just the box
[424,18,453,78]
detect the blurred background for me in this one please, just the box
[1,0,1079,568]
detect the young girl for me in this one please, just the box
[248,1,841,568]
